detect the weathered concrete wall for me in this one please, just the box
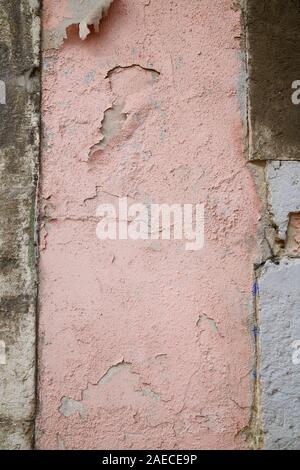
[0,0,40,449]
[36,0,260,450]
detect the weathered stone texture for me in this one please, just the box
[258,259,300,449]
[0,0,40,449]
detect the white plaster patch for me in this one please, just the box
[0,340,6,365]
[0,80,6,105]
[59,396,86,418]
[266,161,300,240]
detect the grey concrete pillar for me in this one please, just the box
[0,0,40,449]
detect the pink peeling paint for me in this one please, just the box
[37,0,260,449]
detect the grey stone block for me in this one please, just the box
[258,258,300,449]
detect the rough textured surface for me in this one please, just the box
[244,0,300,161]
[37,0,260,449]
[0,0,40,450]
[266,162,300,241]
[258,259,300,450]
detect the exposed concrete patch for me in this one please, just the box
[95,360,132,385]
[56,433,66,450]
[59,397,86,418]
[266,162,300,241]
[89,64,159,159]
[140,387,160,402]
[43,0,114,49]
[89,104,127,157]
[59,360,164,420]
[258,258,300,449]
[59,361,133,419]
[196,313,222,337]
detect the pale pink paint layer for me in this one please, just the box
[37,0,260,450]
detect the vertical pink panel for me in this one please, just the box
[37,0,259,449]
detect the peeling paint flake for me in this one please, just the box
[89,104,127,157]
[44,0,114,49]
[59,396,86,418]
[74,0,115,40]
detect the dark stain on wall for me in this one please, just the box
[243,0,300,160]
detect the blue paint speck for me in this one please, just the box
[252,325,259,338]
[252,281,259,297]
